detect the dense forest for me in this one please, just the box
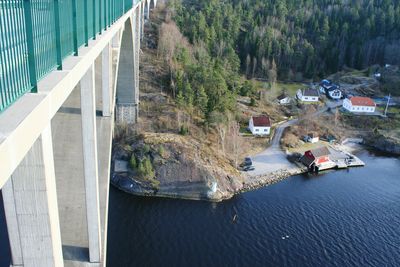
[174,0,400,79]
[159,0,400,121]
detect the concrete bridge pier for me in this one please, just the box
[145,0,151,20]
[102,43,113,117]
[80,65,102,263]
[2,125,63,267]
[140,2,145,40]
[115,8,142,124]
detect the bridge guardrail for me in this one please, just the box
[0,0,141,113]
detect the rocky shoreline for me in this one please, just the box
[365,135,400,156]
[111,162,308,202]
[239,168,307,194]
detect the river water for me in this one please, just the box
[1,151,400,266]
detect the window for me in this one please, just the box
[305,97,308,100]
[255,129,259,132]
[264,129,268,132]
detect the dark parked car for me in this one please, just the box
[242,165,255,172]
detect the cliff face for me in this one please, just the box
[112,133,245,201]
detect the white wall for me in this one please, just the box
[343,98,376,113]
[297,89,319,102]
[250,126,270,135]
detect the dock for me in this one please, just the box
[329,146,365,170]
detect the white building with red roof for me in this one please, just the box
[343,96,376,113]
[249,115,271,136]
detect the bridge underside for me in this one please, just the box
[52,56,115,267]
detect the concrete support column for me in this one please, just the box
[102,43,112,117]
[135,8,141,121]
[111,31,120,48]
[2,124,63,267]
[3,179,23,266]
[80,65,102,263]
[146,1,150,19]
[140,3,145,39]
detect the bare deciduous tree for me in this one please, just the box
[227,121,241,168]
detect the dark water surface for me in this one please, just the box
[1,152,400,267]
[106,152,400,267]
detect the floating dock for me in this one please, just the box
[330,146,365,169]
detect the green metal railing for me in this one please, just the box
[0,0,141,113]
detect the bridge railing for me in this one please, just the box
[0,0,141,113]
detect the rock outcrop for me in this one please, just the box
[365,135,400,155]
[111,133,244,201]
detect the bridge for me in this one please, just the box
[0,0,157,266]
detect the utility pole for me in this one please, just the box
[384,94,391,117]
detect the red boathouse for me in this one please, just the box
[301,147,332,171]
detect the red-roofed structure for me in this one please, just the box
[249,115,271,135]
[350,97,376,107]
[343,96,376,113]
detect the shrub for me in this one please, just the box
[143,144,151,154]
[179,125,189,135]
[144,157,155,178]
[129,154,137,169]
[158,145,166,158]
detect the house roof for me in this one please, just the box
[303,88,319,97]
[321,79,332,86]
[349,96,376,107]
[277,93,288,100]
[327,85,340,91]
[308,147,331,158]
[252,115,271,127]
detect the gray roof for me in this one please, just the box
[277,93,288,100]
[303,88,319,97]
[310,147,331,157]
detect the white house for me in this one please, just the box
[249,115,271,136]
[277,93,291,105]
[306,133,319,143]
[343,96,376,113]
[297,88,319,102]
[327,86,343,100]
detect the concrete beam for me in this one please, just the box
[80,65,102,263]
[102,43,112,117]
[3,124,63,267]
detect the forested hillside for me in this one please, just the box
[173,0,400,80]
